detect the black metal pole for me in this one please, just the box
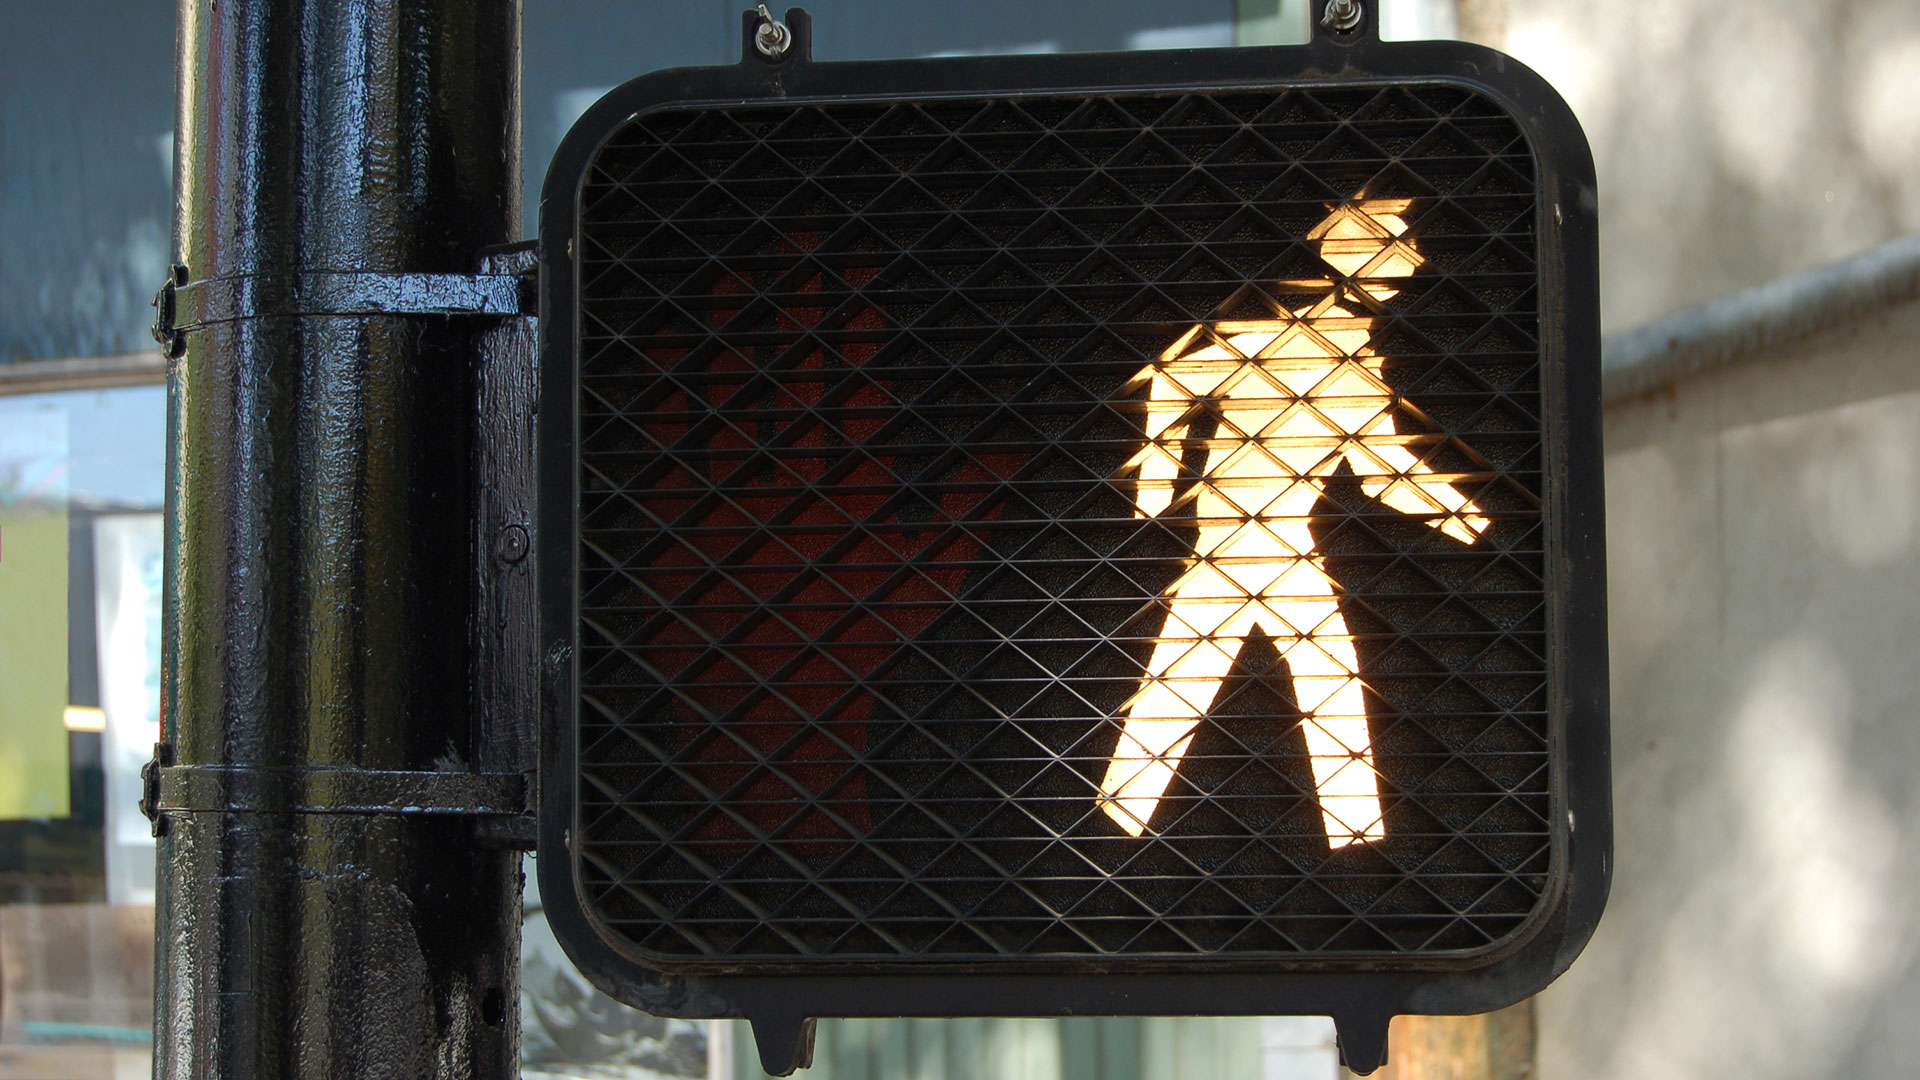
[158,2,523,1077]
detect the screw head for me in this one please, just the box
[495,523,530,565]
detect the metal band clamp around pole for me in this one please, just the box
[150,256,537,358]
[140,747,532,835]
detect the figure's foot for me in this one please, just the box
[1319,800,1386,849]
[1098,794,1152,837]
[1438,511,1491,545]
[1097,730,1196,837]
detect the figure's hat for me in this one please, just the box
[1308,199,1424,283]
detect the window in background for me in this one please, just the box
[0,402,70,824]
[0,384,166,1080]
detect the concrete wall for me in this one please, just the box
[1471,0,1920,331]
[1537,297,1920,1078]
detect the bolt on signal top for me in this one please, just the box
[1099,198,1490,847]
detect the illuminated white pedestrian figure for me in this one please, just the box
[1099,198,1489,846]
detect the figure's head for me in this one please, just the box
[1308,198,1423,299]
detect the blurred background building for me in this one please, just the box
[0,1,1914,1078]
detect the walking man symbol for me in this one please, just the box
[1098,198,1489,848]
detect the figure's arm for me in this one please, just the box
[1355,436,1489,544]
[1131,368,1192,520]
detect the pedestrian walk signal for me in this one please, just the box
[535,6,1609,1076]
[1100,198,1488,847]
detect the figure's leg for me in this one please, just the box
[1265,561,1384,847]
[1099,539,1252,836]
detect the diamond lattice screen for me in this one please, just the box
[572,85,1548,962]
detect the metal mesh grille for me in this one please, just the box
[572,86,1548,962]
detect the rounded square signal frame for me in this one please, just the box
[535,6,1607,1074]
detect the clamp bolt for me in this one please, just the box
[753,5,791,60]
[1321,0,1364,32]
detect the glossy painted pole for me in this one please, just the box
[159,2,522,1076]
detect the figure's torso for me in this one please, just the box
[1153,300,1397,518]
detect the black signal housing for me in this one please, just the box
[536,5,1608,1074]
